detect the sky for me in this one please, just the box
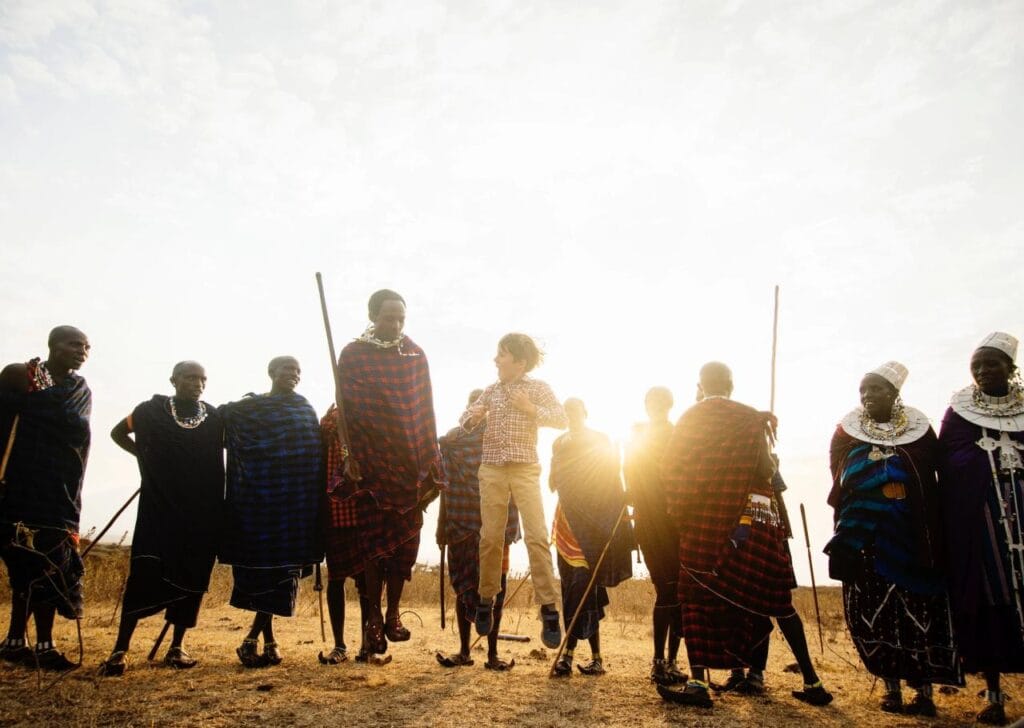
[1,0,1022,586]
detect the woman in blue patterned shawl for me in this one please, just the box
[220,356,322,668]
[826,361,961,717]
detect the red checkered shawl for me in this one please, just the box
[331,337,444,512]
[663,398,774,574]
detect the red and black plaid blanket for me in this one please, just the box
[663,398,794,667]
[662,398,774,575]
[330,337,444,511]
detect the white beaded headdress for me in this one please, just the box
[976,331,1018,363]
[869,361,909,391]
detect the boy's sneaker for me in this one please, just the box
[540,605,561,649]
[474,598,494,637]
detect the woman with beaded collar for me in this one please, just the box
[938,332,1024,726]
[825,361,962,717]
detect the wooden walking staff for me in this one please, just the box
[315,272,363,642]
[768,285,824,654]
[548,504,629,677]
[438,493,447,630]
[148,621,171,661]
[770,285,779,413]
[0,415,19,485]
[800,503,825,654]
[80,489,140,560]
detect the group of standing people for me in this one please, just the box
[826,332,1024,725]
[1,309,1021,725]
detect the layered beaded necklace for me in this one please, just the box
[859,397,910,443]
[358,325,404,349]
[168,397,208,429]
[970,380,1024,417]
[30,360,54,391]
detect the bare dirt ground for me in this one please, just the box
[0,552,1020,727]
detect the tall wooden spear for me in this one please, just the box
[438,493,447,630]
[315,272,362,643]
[769,285,824,654]
[800,503,825,653]
[0,415,19,485]
[770,285,779,414]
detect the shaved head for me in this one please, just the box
[698,361,733,398]
[48,325,86,348]
[171,360,204,379]
[268,356,299,376]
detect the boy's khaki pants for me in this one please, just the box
[477,462,557,606]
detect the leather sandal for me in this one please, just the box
[355,647,392,666]
[551,655,572,677]
[0,642,31,664]
[34,648,76,672]
[658,682,714,708]
[735,673,765,696]
[577,658,606,676]
[484,655,514,671]
[364,613,387,655]
[236,638,267,668]
[977,702,1006,725]
[164,646,198,669]
[665,660,688,685]
[263,641,282,666]
[879,691,903,713]
[318,646,348,665]
[98,650,128,677]
[792,683,834,707]
[385,615,411,642]
[436,651,474,668]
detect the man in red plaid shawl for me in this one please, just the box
[657,362,831,709]
[324,290,444,661]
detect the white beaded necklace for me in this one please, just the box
[168,397,208,429]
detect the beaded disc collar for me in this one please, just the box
[840,405,931,446]
[950,384,1024,432]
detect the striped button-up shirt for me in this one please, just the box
[460,376,567,465]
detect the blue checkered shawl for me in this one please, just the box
[219,393,322,568]
[0,369,91,532]
[439,425,519,546]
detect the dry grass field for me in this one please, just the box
[0,545,1020,727]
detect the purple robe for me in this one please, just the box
[938,407,1024,673]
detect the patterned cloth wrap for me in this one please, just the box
[322,335,444,580]
[122,395,225,627]
[334,336,444,511]
[662,397,795,669]
[826,430,945,593]
[438,424,520,611]
[827,426,962,686]
[550,428,633,640]
[939,407,1024,673]
[220,392,321,616]
[0,358,91,619]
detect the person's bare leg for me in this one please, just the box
[326,580,346,649]
[111,612,139,653]
[384,569,410,640]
